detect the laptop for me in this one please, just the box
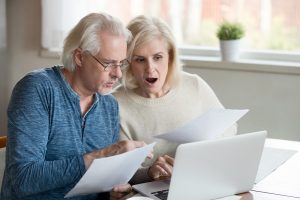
[133,131,267,200]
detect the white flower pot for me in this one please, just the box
[219,39,241,62]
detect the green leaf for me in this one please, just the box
[216,22,245,40]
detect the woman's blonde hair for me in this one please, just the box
[122,15,182,89]
[61,12,132,71]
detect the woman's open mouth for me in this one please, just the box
[145,77,158,84]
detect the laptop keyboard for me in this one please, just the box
[151,189,169,200]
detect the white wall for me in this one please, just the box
[0,0,60,135]
[1,0,299,141]
[184,65,300,141]
[0,49,8,135]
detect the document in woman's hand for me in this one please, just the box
[154,108,248,143]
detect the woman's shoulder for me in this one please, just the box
[112,84,125,93]
[112,84,126,99]
[180,71,208,87]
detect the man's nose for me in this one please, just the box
[110,66,122,79]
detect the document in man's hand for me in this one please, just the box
[65,143,156,198]
[154,108,248,143]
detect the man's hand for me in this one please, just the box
[148,155,174,180]
[83,140,147,169]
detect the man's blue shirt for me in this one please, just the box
[1,66,119,199]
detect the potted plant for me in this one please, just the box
[217,22,245,62]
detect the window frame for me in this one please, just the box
[41,45,300,76]
[179,46,300,75]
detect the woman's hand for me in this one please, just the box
[110,183,133,200]
[148,155,174,180]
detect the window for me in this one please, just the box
[41,0,300,62]
[0,0,6,49]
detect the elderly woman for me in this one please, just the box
[113,15,237,182]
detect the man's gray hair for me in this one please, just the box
[61,13,132,71]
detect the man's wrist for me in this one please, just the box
[83,153,95,169]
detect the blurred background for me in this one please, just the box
[0,0,300,141]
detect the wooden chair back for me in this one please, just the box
[0,136,7,148]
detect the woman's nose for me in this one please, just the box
[145,60,155,72]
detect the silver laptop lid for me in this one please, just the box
[168,131,267,200]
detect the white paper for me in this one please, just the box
[65,143,156,198]
[154,108,248,143]
[255,147,297,183]
[253,151,300,198]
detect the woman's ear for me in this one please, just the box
[73,48,83,67]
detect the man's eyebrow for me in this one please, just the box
[102,58,128,63]
[99,56,121,63]
[120,58,129,62]
[132,54,144,57]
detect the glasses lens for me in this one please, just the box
[103,60,129,71]
[120,60,129,69]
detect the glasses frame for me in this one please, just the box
[86,51,129,71]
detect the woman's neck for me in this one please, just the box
[134,86,170,98]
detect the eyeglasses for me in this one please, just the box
[86,51,130,71]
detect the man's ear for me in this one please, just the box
[74,48,83,67]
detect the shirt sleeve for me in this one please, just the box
[6,74,86,197]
